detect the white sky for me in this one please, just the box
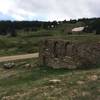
[0,0,100,21]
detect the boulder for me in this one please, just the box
[3,62,15,69]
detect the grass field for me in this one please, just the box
[0,59,100,100]
[0,29,100,100]
[0,33,100,56]
[0,29,56,56]
[0,36,40,56]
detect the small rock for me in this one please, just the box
[88,75,98,81]
[3,62,15,69]
[82,91,90,96]
[77,81,85,85]
[49,79,61,84]
[25,64,32,68]
[91,75,98,81]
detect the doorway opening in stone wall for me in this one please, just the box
[42,56,46,66]
[64,42,70,56]
[53,41,58,58]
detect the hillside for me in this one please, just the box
[0,18,100,57]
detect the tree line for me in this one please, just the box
[0,18,100,36]
[0,21,58,36]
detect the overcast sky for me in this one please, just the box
[0,0,100,21]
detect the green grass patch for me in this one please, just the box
[0,59,100,100]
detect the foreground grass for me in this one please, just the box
[0,59,100,100]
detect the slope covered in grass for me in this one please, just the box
[0,59,100,100]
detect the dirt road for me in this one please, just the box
[0,53,39,62]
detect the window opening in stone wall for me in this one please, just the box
[64,42,70,56]
[53,41,58,57]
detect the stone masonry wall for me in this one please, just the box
[39,39,100,69]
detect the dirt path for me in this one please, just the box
[0,53,39,62]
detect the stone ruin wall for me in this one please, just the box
[39,39,100,69]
